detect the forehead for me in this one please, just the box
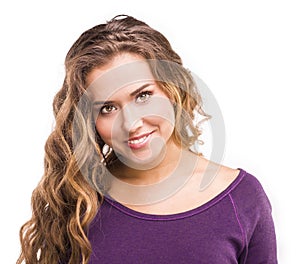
[86,54,154,100]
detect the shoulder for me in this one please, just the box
[228,169,277,260]
[193,157,271,210]
[230,169,271,207]
[195,157,265,198]
[211,165,275,239]
[210,163,271,209]
[193,157,241,195]
[227,168,273,227]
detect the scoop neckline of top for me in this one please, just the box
[104,168,247,221]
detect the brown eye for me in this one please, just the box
[100,105,117,114]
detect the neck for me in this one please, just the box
[106,142,202,206]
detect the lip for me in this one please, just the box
[127,131,155,149]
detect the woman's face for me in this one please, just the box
[87,53,176,169]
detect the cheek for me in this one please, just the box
[95,119,113,145]
[155,102,175,129]
[147,109,175,137]
[141,97,175,124]
[159,116,175,136]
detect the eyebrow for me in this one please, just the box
[93,83,153,106]
[129,83,153,96]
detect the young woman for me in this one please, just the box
[18,15,277,263]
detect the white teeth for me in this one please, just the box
[128,135,148,145]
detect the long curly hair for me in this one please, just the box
[17,15,209,264]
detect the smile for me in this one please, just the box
[127,131,154,149]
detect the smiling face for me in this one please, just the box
[87,53,176,169]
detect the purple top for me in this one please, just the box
[87,169,277,263]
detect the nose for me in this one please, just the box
[121,105,143,133]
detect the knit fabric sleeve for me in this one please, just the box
[230,172,277,263]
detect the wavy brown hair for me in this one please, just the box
[17,15,209,263]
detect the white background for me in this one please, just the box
[1,0,299,263]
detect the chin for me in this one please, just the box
[116,144,167,171]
